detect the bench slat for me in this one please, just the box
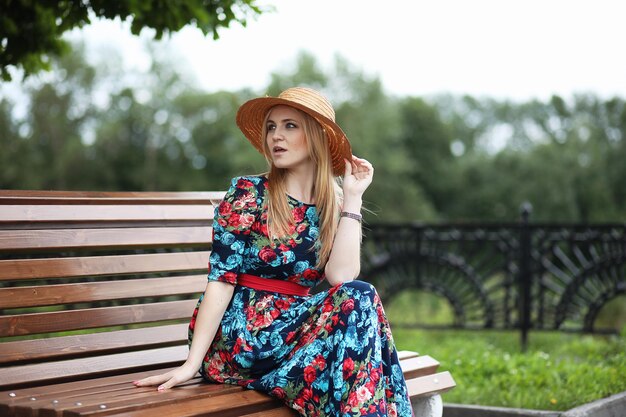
[0,190,225,204]
[241,409,298,417]
[397,350,420,360]
[6,376,278,417]
[2,371,206,417]
[0,299,197,337]
[0,346,189,389]
[0,252,210,281]
[0,324,189,365]
[0,367,178,401]
[407,371,456,398]
[39,381,236,417]
[0,205,214,223]
[50,382,234,415]
[0,227,211,252]
[70,386,283,417]
[0,275,206,308]
[401,355,440,379]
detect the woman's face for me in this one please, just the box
[265,105,313,173]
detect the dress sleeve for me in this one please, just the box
[208,176,260,285]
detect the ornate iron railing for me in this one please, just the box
[360,207,626,347]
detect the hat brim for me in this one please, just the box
[236,97,352,177]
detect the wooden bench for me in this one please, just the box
[0,190,455,416]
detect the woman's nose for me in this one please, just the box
[272,128,284,140]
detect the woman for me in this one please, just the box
[134,87,414,416]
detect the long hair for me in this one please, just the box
[260,107,342,268]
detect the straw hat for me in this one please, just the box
[236,87,352,176]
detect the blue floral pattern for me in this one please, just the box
[189,176,413,416]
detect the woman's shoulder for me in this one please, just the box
[225,175,268,206]
[228,175,267,193]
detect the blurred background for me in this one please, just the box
[1,0,625,410]
[2,0,625,223]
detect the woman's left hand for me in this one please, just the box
[342,155,374,199]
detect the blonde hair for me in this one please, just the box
[261,107,342,268]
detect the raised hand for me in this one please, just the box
[342,155,374,199]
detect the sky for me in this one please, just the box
[31,0,626,101]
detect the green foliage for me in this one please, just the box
[429,93,626,221]
[0,0,264,80]
[392,328,626,411]
[398,97,454,216]
[1,45,626,224]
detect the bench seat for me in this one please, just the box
[1,351,454,417]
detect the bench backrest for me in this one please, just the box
[0,190,224,390]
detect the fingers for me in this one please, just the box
[351,155,372,168]
[133,371,172,388]
[133,374,176,391]
[350,155,374,177]
[132,365,197,391]
[344,158,353,177]
[157,375,181,391]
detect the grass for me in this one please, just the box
[385,291,626,411]
[392,328,626,411]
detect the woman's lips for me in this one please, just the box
[273,146,286,154]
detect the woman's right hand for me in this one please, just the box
[133,362,199,391]
[134,281,234,391]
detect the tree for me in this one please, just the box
[398,97,454,218]
[0,0,264,81]
[3,43,625,222]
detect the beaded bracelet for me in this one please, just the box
[340,211,362,223]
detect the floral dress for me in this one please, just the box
[189,176,413,417]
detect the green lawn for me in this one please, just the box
[392,328,625,411]
[385,291,626,411]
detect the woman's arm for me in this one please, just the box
[133,281,234,390]
[134,176,259,390]
[324,156,373,286]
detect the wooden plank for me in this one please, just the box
[0,252,210,281]
[0,190,225,205]
[6,380,271,417]
[400,355,440,379]
[0,368,201,417]
[0,275,206,308]
[406,371,456,398]
[0,324,189,364]
[0,346,189,389]
[397,350,420,360]
[0,205,213,223]
[0,227,212,252]
[75,388,282,417]
[0,299,197,337]
[0,367,179,400]
[39,382,239,417]
[40,382,238,417]
[240,408,298,417]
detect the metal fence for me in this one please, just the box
[360,207,626,348]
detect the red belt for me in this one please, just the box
[238,273,310,297]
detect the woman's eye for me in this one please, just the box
[267,124,276,131]
[286,122,297,128]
